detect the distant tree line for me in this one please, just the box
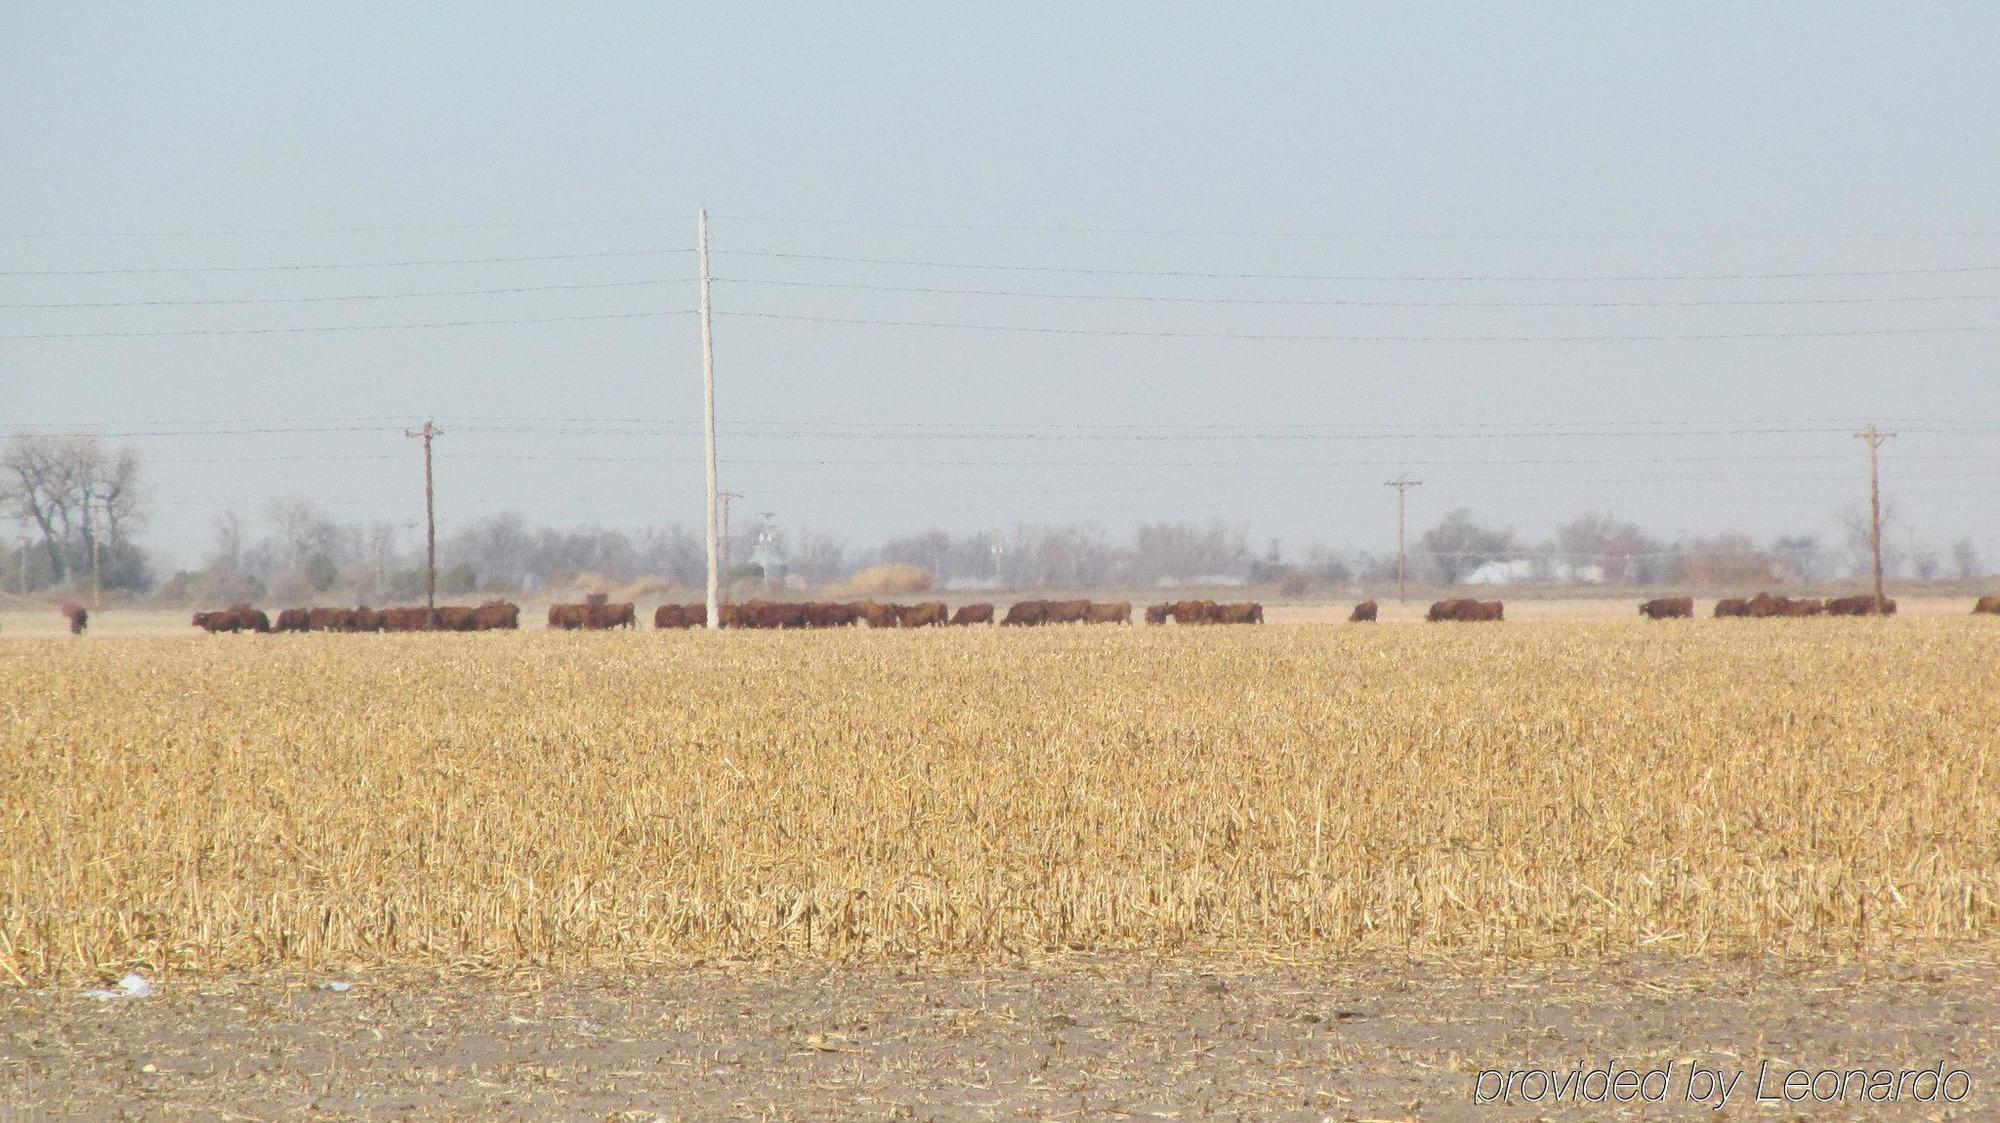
[2,431,1988,602]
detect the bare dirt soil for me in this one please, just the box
[5,956,1995,1121]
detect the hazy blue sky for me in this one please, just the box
[5,3,1998,570]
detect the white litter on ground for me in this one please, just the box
[318,981,353,993]
[82,974,153,1000]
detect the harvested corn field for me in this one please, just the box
[4,619,1999,983]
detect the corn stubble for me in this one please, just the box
[3,621,1997,981]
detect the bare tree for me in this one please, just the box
[1,434,150,590]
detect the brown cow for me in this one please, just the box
[308,606,357,632]
[1746,593,1823,618]
[60,601,88,635]
[802,601,858,628]
[1639,597,1694,620]
[1144,602,1171,625]
[1170,600,1218,624]
[1001,600,1048,626]
[472,601,520,630]
[1426,598,1472,622]
[194,606,267,633]
[1044,599,1092,624]
[274,607,311,632]
[1085,601,1132,624]
[1713,598,1749,618]
[548,604,588,630]
[589,602,636,629]
[352,606,383,632]
[1348,600,1378,623]
[433,605,478,631]
[382,606,435,631]
[655,603,699,628]
[951,603,994,626]
[1429,598,1501,622]
[1212,602,1263,624]
[1825,594,1896,616]
[1977,595,2000,615]
[899,601,949,627]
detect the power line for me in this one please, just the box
[716,276,2000,309]
[0,279,677,309]
[0,216,692,238]
[711,213,2000,241]
[719,309,2000,343]
[0,249,691,277]
[721,249,2000,283]
[0,310,691,339]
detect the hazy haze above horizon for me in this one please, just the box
[5,3,1998,571]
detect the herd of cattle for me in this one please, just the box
[176,591,2000,634]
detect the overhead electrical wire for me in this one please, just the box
[0,310,690,339]
[719,248,2000,283]
[718,309,2000,343]
[0,279,678,309]
[0,248,691,277]
[713,275,2000,309]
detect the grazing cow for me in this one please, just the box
[381,606,435,632]
[194,607,266,633]
[1976,595,2000,615]
[547,604,588,630]
[432,605,478,631]
[1348,600,1378,623]
[1825,594,1895,616]
[1001,600,1048,626]
[1170,600,1218,625]
[1428,598,1501,622]
[802,601,857,628]
[655,603,698,629]
[1085,601,1132,625]
[1211,602,1263,624]
[1746,593,1823,618]
[471,601,520,630]
[308,606,357,632]
[1427,598,1472,622]
[589,602,637,630]
[60,602,88,635]
[1144,602,1171,625]
[951,603,994,626]
[899,601,949,628]
[1639,597,1695,620]
[274,607,311,633]
[1713,598,1749,618]
[1044,599,1092,624]
[351,606,383,632]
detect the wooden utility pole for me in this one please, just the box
[1857,424,1894,613]
[405,420,442,610]
[1385,475,1422,602]
[699,209,722,629]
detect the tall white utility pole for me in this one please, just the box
[1385,475,1422,602]
[699,209,722,629]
